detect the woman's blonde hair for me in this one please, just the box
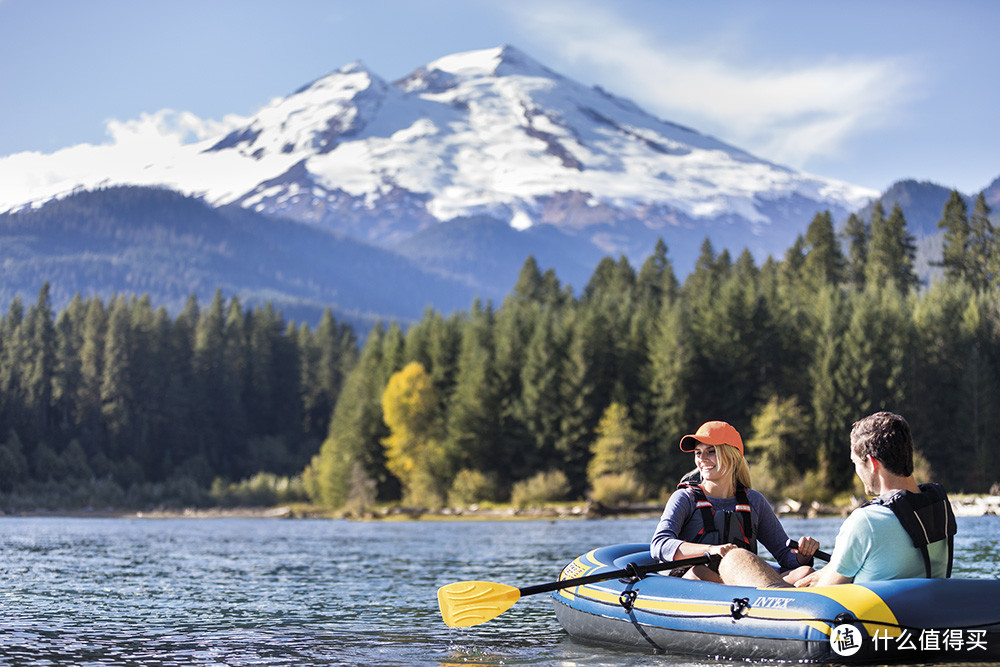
[713,444,752,489]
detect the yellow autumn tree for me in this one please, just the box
[587,402,646,505]
[381,361,447,507]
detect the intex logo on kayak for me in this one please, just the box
[751,596,792,609]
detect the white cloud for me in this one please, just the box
[0,109,256,211]
[508,1,919,171]
[104,109,244,149]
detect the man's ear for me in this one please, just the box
[867,455,879,471]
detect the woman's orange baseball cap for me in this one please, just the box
[679,420,744,455]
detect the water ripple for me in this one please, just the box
[0,515,996,665]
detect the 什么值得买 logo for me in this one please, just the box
[830,624,862,657]
[830,624,989,656]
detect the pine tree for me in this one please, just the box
[631,240,679,453]
[211,297,253,476]
[22,284,57,443]
[0,298,26,440]
[969,193,996,291]
[866,202,918,292]
[802,211,846,289]
[936,190,970,283]
[75,297,107,454]
[127,295,169,477]
[685,270,763,427]
[635,239,679,312]
[492,294,535,489]
[52,295,86,435]
[842,212,869,291]
[403,309,462,410]
[300,309,357,445]
[100,296,133,471]
[190,290,237,476]
[909,281,979,488]
[646,296,692,485]
[781,234,807,286]
[162,294,199,473]
[828,285,912,490]
[510,256,545,303]
[964,292,1000,489]
[808,286,853,492]
[517,306,569,479]
[886,203,919,290]
[443,301,501,484]
[683,238,720,302]
[556,306,610,495]
[306,324,391,508]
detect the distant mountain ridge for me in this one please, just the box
[0,186,477,328]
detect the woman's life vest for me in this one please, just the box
[863,482,957,578]
[676,469,757,553]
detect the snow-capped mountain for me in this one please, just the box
[1,45,878,282]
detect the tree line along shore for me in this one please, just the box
[1,193,999,516]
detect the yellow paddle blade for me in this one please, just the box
[437,581,521,627]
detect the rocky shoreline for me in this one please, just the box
[950,494,1000,516]
[5,494,999,521]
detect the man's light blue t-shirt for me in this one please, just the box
[829,504,949,582]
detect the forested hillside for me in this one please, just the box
[1,191,998,512]
[0,288,356,509]
[306,193,1000,512]
[0,186,479,329]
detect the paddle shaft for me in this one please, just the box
[518,554,713,597]
[786,539,832,562]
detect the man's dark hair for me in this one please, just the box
[850,411,914,476]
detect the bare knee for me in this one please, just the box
[717,548,756,578]
[717,549,790,588]
[683,564,723,583]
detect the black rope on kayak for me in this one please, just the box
[631,607,1000,633]
[620,561,644,583]
[576,588,1000,631]
[574,583,1000,632]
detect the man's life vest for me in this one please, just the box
[864,482,957,578]
[676,469,756,553]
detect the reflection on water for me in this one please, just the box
[0,515,996,665]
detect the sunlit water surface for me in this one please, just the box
[0,515,997,665]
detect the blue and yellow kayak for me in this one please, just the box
[552,543,1000,663]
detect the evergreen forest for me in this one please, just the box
[2,191,999,513]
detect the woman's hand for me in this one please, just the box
[708,543,738,558]
[793,536,819,564]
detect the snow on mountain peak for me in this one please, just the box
[0,44,877,253]
[424,44,553,79]
[206,61,390,160]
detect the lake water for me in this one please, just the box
[0,514,997,665]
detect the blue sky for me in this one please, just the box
[1,0,997,195]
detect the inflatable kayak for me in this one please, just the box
[552,543,1000,663]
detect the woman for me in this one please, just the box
[650,420,818,584]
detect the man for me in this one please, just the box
[717,411,956,588]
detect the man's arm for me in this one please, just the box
[794,564,852,587]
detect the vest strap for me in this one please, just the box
[864,483,957,578]
[677,476,756,552]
